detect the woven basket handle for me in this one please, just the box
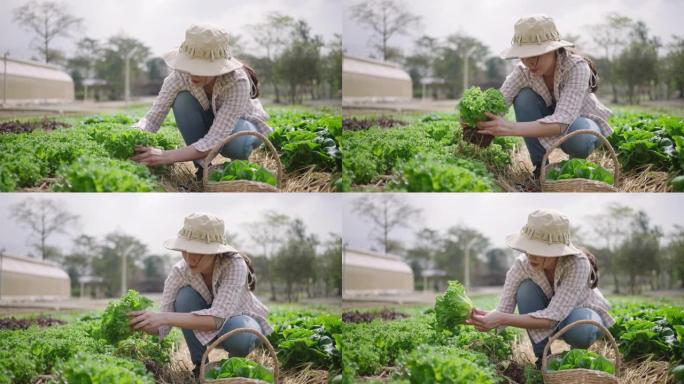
[540,129,621,187]
[541,319,621,377]
[202,131,284,188]
[199,327,280,384]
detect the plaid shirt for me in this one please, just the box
[158,253,272,346]
[500,51,612,150]
[496,252,614,343]
[135,68,271,152]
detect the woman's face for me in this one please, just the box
[527,254,557,270]
[190,75,215,87]
[182,251,216,275]
[520,50,556,76]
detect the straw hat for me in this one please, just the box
[500,14,574,59]
[505,209,581,257]
[163,212,237,255]
[162,23,243,76]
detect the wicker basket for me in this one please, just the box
[200,328,280,384]
[540,129,621,192]
[203,131,284,192]
[542,319,621,384]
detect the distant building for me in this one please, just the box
[0,56,74,105]
[0,253,71,300]
[343,248,414,297]
[342,55,412,100]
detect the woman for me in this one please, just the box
[128,212,271,377]
[467,209,614,369]
[131,23,271,177]
[475,15,612,178]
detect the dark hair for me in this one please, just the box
[578,246,600,289]
[558,48,599,93]
[242,64,260,99]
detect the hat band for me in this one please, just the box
[179,41,232,60]
[521,224,570,244]
[178,227,225,244]
[512,30,561,45]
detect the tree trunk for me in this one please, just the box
[613,273,620,294]
[269,281,277,301]
[274,83,281,103]
[611,83,619,104]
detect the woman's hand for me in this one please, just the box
[128,310,166,335]
[466,308,507,332]
[130,146,171,166]
[476,112,513,136]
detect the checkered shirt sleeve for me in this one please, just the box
[134,71,184,132]
[191,71,251,152]
[496,257,526,315]
[499,64,528,107]
[157,264,185,339]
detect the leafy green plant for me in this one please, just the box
[546,158,614,184]
[393,345,498,384]
[205,357,273,382]
[52,157,158,192]
[267,314,342,370]
[458,87,508,127]
[208,160,277,185]
[435,281,474,331]
[389,156,497,192]
[546,349,614,374]
[100,290,153,345]
[54,352,153,384]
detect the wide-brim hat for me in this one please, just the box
[504,209,582,257]
[163,23,243,76]
[500,14,574,59]
[163,212,237,255]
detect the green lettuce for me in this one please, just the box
[434,280,474,331]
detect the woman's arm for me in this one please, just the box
[476,112,567,138]
[130,145,207,166]
[129,311,224,333]
[467,309,554,332]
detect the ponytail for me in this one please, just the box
[242,64,260,99]
[578,246,600,289]
[559,48,599,93]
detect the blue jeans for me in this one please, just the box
[516,279,604,359]
[174,286,263,366]
[172,91,262,166]
[513,87,601,169]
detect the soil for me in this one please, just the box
[341,309,409,323]
[462,125,494,147]
[0,316,66,330]
[342,117,407,131]
[0,118,71,134]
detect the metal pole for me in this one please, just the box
[464,238,477,291]
[124,53,130,109]
[121,246,130,297]
[463,46,477,95]
[2,52,8,107]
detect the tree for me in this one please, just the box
[587,202,634,294]
[321,34,342,99]
[667,225,684,288]
[614,21,660,104]
[12,0,83,63]
[436,225,489,284]
[10,198,79,260]
[664,36,684,98]
[274,20,323,103]
[92,232,148,297]
[349,0,421,61]
[433,32,488,98]
[317,234,342,296]
[272,219,317,302]
[587,13,634,103]
[249,12,295,103]
[615,211,662,294]
[95,34,150,100]
[247,211,291,301]
[352,194,421,254]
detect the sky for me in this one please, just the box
[0,193,342,259]
[343,0,684,60]
[0,0,342,61]
[343,193,684,253]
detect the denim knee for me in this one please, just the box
[219,315,263,357]
[219,120,261,160]
[516,279,549,315]
[172,91,197,110]
[514,88,547,122]
[560,308,602,349]
[174,286,208,313]
[559,118,600,159]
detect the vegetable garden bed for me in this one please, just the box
[339,296,684,384]
[0,106,341,192]
[341,109,684,192]
[0,294,342,384]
